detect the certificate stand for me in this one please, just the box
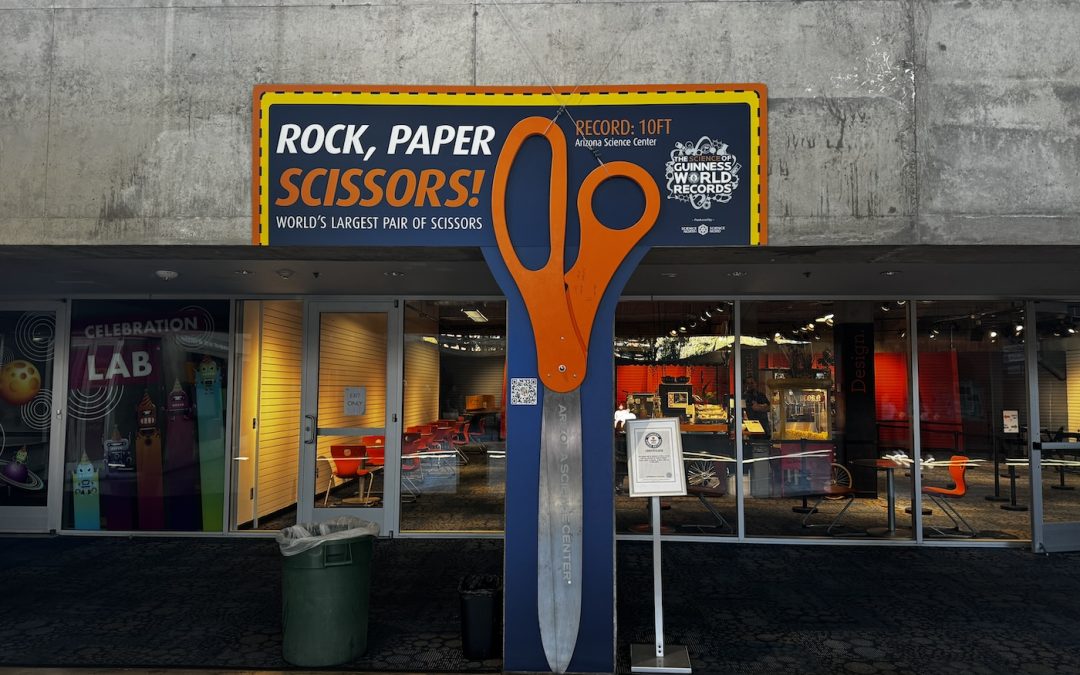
[630,495,691,674]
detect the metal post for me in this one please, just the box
[734,300,745,541]
[629,497,691,673]
[908,300,924,542]
[652,495,664,659]
[1025,301,1044,552]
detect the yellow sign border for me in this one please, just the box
[252,84,767,246]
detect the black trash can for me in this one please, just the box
[459,573,502,659]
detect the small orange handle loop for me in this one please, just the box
[567,162,660,351]
[492,118,661,393]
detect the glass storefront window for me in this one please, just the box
[0,311,57,508]
[400,300,506,532]
[741,300,910,539]
[916,301,1028,540]
[614,301,737,536]
[1034,302,1080,529]
[63,300,231,532]
[231,300,302,531]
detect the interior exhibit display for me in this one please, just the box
[767,377,834,497]
[0,311,57,507]
[195,355,226,530]
[62,300,231,531]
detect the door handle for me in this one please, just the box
[304,415,316,444]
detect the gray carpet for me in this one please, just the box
[2,535,1080,673]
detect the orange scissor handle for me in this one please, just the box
[492,117,586,393]
[567,162,660,350]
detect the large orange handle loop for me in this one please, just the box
[492,117,586,392]
[567,162,660,349]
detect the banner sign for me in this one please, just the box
[253,85,767,247]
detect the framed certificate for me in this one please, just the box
[625,417,687,497]
[1003,409,1019,434]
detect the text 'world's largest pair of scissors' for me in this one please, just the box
[492,116,660,673]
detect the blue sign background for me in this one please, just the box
[262,102,755,247]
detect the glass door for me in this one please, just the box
[0,303,67,532]
[298,302,400,533]
[1033,302,1080,552]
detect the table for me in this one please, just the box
[853,458,907,538]
[318,455,382,506]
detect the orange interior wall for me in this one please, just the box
[615,365,727,403]
[872,351,962,452]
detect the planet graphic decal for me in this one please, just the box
[0,360,42,406]
[0,446,45,492]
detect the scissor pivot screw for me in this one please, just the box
[558,365,567,372]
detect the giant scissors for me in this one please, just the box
[492,116,660,673]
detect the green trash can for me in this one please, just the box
[278,517,379,667]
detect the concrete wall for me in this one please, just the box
[0,0,1076,247]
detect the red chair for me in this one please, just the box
[923,455,977,537]
[360,435,386,468]
[400,432,425,500]
[450,420,470,448]
[326,445,371,506]
[431,423,467,465]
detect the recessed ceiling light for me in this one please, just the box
[384,270,405,278]
[234,269,253,276]
[660,272,678,278]
[727,271,747,277]
[276,268,295,279]
[155,270,179,281]
[880,270,901,276]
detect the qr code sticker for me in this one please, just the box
[510,378,538,406]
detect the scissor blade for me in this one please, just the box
[537,388,582,674]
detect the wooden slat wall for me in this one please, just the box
[234,307,260,525]
[255,301,303,517]
[443,354,504,403]
[404,337,440,428]
[1067,350,1080,433]
[314,313,387,490]
[1040,350,1069,433]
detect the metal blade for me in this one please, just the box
[537,388,583,674]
